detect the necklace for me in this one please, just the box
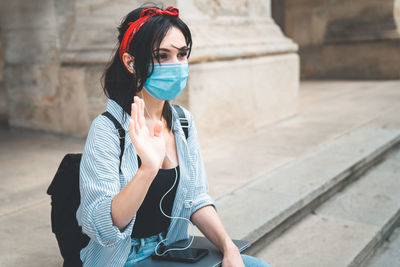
[141,92,174,165]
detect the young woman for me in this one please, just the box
[77,5,270,267]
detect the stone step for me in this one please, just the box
[213,119,400,252]
[365,226,400,267]
[254,146,400,267]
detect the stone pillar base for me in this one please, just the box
[176,53,299,142]
[300,40,400,79]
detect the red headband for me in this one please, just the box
[119,6,180,61]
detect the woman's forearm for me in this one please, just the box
[111,167,157,230]
[190,205,238,254]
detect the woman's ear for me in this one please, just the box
[122,52,135,74]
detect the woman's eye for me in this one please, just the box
[155,54,168,61]
[178,51,188,58]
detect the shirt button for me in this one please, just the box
[185,200,193,208]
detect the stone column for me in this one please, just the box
[1,0,299,138]
[0,0,63,132]
[0,0,91,135]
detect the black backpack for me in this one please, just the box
[47,105,188,267]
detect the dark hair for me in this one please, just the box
[102,4,192,130]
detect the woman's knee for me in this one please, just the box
[241,254,270,267]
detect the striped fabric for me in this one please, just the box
[76,99,216,266]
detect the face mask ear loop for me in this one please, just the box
[154,124,195,256]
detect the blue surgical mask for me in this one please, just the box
[144,62,189,100]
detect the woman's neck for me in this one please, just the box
[139,89,165,120]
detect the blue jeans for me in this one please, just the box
[124,232,270,267]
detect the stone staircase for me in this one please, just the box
[254,141,400,267]
[203,102,400,265]
[366,226,400,266]
[200,82,400,266]
[218,124,400,234]
[209,109,400,266]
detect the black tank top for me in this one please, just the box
[131,157,180,238]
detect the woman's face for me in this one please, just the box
[153,26,189,64]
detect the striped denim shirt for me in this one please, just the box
[76,99,216,266]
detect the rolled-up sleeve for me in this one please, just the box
[187,114,217,216]
[77,116,135,247]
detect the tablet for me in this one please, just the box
[134,236,251,267]
[151,247,209,263]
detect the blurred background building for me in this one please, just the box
[272,0,400,79]
[0,0,299,141]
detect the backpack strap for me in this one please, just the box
[172,104,189,140]
[102,112,125,165]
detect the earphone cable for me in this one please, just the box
[153,120,195,256]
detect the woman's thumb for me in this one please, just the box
[153,120,163,137]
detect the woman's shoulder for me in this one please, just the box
[86,114,120,145]
[81,114,122,162]
[172,104,193,122]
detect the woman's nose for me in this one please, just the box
[170,56,180,63]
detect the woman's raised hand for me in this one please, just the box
[128,96,165,175]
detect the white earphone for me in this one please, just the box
[153,122,195,256]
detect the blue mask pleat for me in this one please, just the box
[144,63,189,100]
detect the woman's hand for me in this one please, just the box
[129,96,165,175]
[222,246,245,267]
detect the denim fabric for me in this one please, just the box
[123,232,270,267]
[241,254,271,267]
[124,232,167,266]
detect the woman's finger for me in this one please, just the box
[129,103,138,142]
[129,118,137,143]
[134,97,140,129]
[138,97,145,129]
[131,103,136,121]
[132,103,139,135]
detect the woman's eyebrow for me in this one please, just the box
[172,45,189,51]
[154,46,188,53]
[154,48,170,53]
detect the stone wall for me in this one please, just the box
[0,0,62,132]
[0,0,299,139]
[280,0,400,79]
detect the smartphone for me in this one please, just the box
[151,247,209,263]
